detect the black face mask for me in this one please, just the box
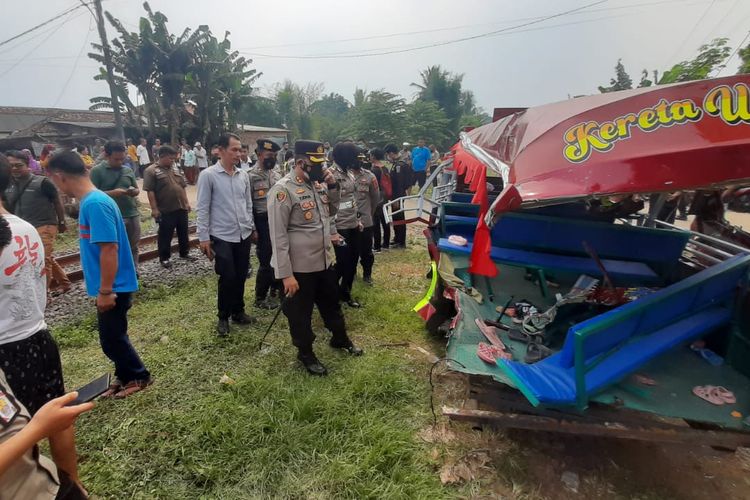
[262,157,275,169]
[307,163,324,182]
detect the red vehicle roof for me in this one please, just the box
[464,75,750,216]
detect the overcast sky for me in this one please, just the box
[1,0,749,115]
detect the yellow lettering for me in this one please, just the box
[654,99,670,124]
[669,99,702,122]
[615,114,637,137]
[637,109,658,131]
[704,84,750,124]
[563,122,612,163]
[599,122,618,141]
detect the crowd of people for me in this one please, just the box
[0,132,442,497]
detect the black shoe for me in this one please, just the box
[346,299,361,308]
[298,352,328,376]
[160,259,172,268]
[373,248,382,254]
[330,341,364,356]
[363,276,373,286]
[255,298,278,310]
[231,312,257,325]
[216,319,229,337]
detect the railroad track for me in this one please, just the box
[56,225,200,283]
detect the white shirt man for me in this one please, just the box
[194,143,208,170]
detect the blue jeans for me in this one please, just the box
[96,292,150,384]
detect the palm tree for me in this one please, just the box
[410,65,464,135]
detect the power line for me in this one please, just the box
[716,29,750,76]
[53,16,94,107]
[662,0,718,68]
[0,9,88,57]
[0,14,77,78]
[241,0,609,60]
[0,2,85,48]
[239,0,709,52]
[250,12,632,60]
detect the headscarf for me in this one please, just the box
[22,149,42,175]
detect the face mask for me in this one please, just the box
[308,163,324,182]
[262,157,275,169]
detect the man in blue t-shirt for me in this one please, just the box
[47,151,152,399]
[410,138,431,190]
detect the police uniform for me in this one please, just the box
[351,160,380,282]
[330,162,361,303]
[248,139,282,307]
[390,158,412,247]
[268,140,361,375]
[0,369,81,500]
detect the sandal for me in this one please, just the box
[477,342,511,364]
[525,343,553,364]
[113,378,154,399]
[692,385,727,406]
[714,386,736,404]
[99,377,122,399]
[475,318,507,350]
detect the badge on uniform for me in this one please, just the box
[321,195,328,203]
[257,190,266,197]
[296,188,305,194]
[276,191,286,202]
[0,390,20,428]
[304,211,313,221]
[301,200,315,210]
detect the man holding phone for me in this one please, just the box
[196,133,257,337]
[90,141,141,269]
[47,151,152,400]
[268,140,362,376]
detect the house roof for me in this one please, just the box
[0,106,114,135]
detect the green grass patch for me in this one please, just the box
[56,243,454,498]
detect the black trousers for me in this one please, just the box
[212,236,252,319]
[414,170,427,189]
[358,226,374,278]
[392,204,406,246]
[254,212,281,301]
[282,268,350,353]
[373,203,390,250]
[96,292,150,384]
[157,209,189,261]
[334,227,360,301]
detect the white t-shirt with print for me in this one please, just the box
[0,215,47,345]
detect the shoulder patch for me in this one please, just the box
[276,191,287,202]
[0,389,20,428]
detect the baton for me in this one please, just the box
[256,295,287,351]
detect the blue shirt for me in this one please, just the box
[411,146,431,172]
[78,190,138,297]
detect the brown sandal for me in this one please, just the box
[113,378,153,399]
[99,378,122,399]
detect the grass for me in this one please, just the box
[55,235,455,499]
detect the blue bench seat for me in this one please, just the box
[438,237,660,283]
[496,254,750,408]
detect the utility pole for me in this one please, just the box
[92,0,125,141]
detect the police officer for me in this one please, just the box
[384,143,412,248]
[268,140,363,376]
[352,149,379,284]
[330,142,362,307]
[248,139,282,309]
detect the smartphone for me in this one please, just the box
[66,374,111,406]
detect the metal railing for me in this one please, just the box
[383,159,456,225]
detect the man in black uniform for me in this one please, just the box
[384,143,411,248]
[248,139,282,309]
[268,140,363,376]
